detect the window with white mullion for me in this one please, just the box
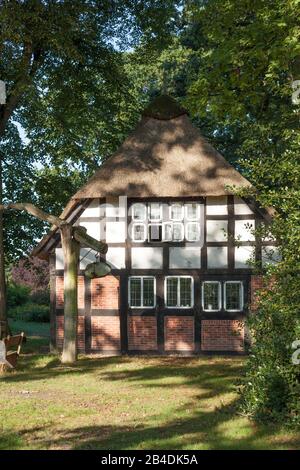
[186,222,200,242]
[148,203,162,221]
[132,203,146,221]
[165,276,193,308]
[129,277,155,308]
[132,223,147,242]
[185,203,200,221]
[170,203,184,221]
[162,222,184,242]
[224,281,244,312]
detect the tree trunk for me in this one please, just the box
[0,156,8,339]
[61,224,80,364]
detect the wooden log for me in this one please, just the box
[73,226,108,254]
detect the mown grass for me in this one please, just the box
[0,322,299,450]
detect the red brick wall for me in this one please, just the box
[250,275,264,311]
[91,275,119,310]
[201,320,244,351]
[56,315,85,352]
[55,276,85,309]
[128,317,157,351]
[164,316,194,351]
[91,316,120,351]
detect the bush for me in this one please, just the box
[240,272,300,427]
[7,284,30,307]
[8,303,50,323]
[30,289,50,305]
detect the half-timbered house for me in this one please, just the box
[34,95,278,355]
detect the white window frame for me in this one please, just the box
[128,276,156,309]
[172,222,184,241]
[202,281,222,312]
[132,203,146,221]
[162,222,173,242]
[164,276,194,309]
[185,222,201,242]
[131,223,147,242]
[148,203,162,222]
[185,203,200,221]
[224,281,244,312]
[169,203,184,221]
[148,223,162,242]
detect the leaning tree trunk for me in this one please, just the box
[61,224,80,364]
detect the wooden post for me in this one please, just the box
[60,224,80,364]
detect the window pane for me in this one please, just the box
[225,282,243,311]
[186,222,200,242]
[166,278,178,306]
[170,204,183,221]
[186,203,199,220]
[173,223,184,241]
[143,278,155,307]
[149,203,161,221]
[132,224,146,241]
[203,282,220,311]
[132,203,146,221]
[163,222,173,241]
[130,278,141,307]
[180,278,192,307]
[148,224,162,242]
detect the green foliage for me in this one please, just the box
[240,272,300,426]
[8,303,49,323]
[7,283,30,308]
[29,289,50,306]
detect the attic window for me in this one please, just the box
[148,224,162,242]
[170,203,184,221]
[132,223,146,242]
[162,222,184,242]
[148,203,162,221]
[132,203,146,221]
[186,222,200,242]
[185,203,200,221]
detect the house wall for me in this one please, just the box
[51,196,274,355]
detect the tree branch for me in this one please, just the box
[0,202,66,227]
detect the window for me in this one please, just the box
[148,203,162,221]
[173,223,184,241]
[162,222,184,242]
[129,277,155,308]
[202,281,221,312]
[132,203,146,221]
[162,222,173,241]
[186,222,200,242]
[170,203,184,221]
[148,224,162,242]
[224,281,243,312]
[165,276,193,308]
[132,223,146,242]
[185,203,200,220]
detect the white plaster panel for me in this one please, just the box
[207,247,228,268]
[79,221,100,241]
[106,247,125,269]
[106,221,126,243]
[79,248,98,269]
[262,246,281,266]
[234,197,254,215]
[235,246,255,268]
[81,199,99,218]
[235,219,255,241]
[131,247,163,269]
[169,247,201,269]
[55,248,64,270]
[206,220,228,242]
[206,196,228,215]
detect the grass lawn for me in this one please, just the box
[0,322,299,450]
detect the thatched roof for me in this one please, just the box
[73,96,251,199]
